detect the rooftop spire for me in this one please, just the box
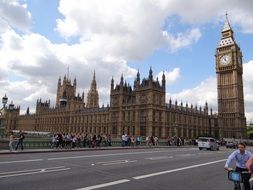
[91,71,97,88]
[93,71,96,81]
[67,66,69,80]
[149,66,153,80]
[222,12,232,32]
[218,12,235,48]
[87,71,99,108]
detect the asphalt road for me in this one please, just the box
[0,147,247,190]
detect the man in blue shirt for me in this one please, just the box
[224,142,252,190]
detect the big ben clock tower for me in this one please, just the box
[215,14,246,138]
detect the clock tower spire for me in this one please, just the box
[215,14,246,138]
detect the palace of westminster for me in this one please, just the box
[3,17,247,139]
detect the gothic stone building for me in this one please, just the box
[5,17,247,139]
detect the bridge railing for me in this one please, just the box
[0,139,172,150]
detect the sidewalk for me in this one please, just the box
[0,145,194,155]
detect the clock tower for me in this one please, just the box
[215,15,246,138]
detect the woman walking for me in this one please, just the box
[9,132,15,152]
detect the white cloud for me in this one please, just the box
[0,17,10,33]
[163,28,202,52]
[56,0,202,60]
[157,68,181,85]
[167,77,217,110]
[0,79,54,113]
[244,60,253,121]
[166,0,253,34]
[0,0,31,32]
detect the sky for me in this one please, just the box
[0,0,252,123]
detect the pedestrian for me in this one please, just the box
[92,135,97,148]
[51,134,58,148]
[130,136,135,146]
[15,130,25,151]
[83,134,87,147]
[146,136,150,146]
[136,136,141,146]
[107,134,112,146]
[9,131,15,152]
[121,133,126,147]
[154,136,158,146]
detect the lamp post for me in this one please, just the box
[0,94,8,137]
[9,101,14,110]
[2,94,8,108]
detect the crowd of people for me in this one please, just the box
[51,133,112,149]
[7,130,216,152]
[167,136,198,146]
[7,130,200,151]
[120,134,197,147]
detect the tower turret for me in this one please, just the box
[111,77,114,91]
[149,66,153,80]
[86,71,99,108]
[162,71,166,90]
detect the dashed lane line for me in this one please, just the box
[0,166,65,175]
[0,166,70,178]
[0,159,43,164]
[102,160,137,166]
[75,179,130,190]
[133,159,227,180]
[76,159,227,189]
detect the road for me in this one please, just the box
[0,147,243,190]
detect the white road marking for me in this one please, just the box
[0,159,43,164]
[47,150,185,161]
[75,179,130,190]
[96,160,128,164]
[0,166,70,178]
[133,159,227,180]
[102,160,137,166]
[77,158,227,189]
[198,152,212,155]
[95,159,137,165]
[0,166,65,175]
[146,156,173,160]
[177,154,195,157]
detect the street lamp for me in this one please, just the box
[9,101,14,110]
[0,94,8,137]
[2,94,8,108]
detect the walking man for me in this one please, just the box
[15,131,25,151]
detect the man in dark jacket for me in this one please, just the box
[15,131,25,150]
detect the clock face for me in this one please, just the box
[220,54,231,66]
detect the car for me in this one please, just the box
[198,137,219,151]
[226,141,238,149]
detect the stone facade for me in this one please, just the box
[5,68,218,139]
[4,17,246,139]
